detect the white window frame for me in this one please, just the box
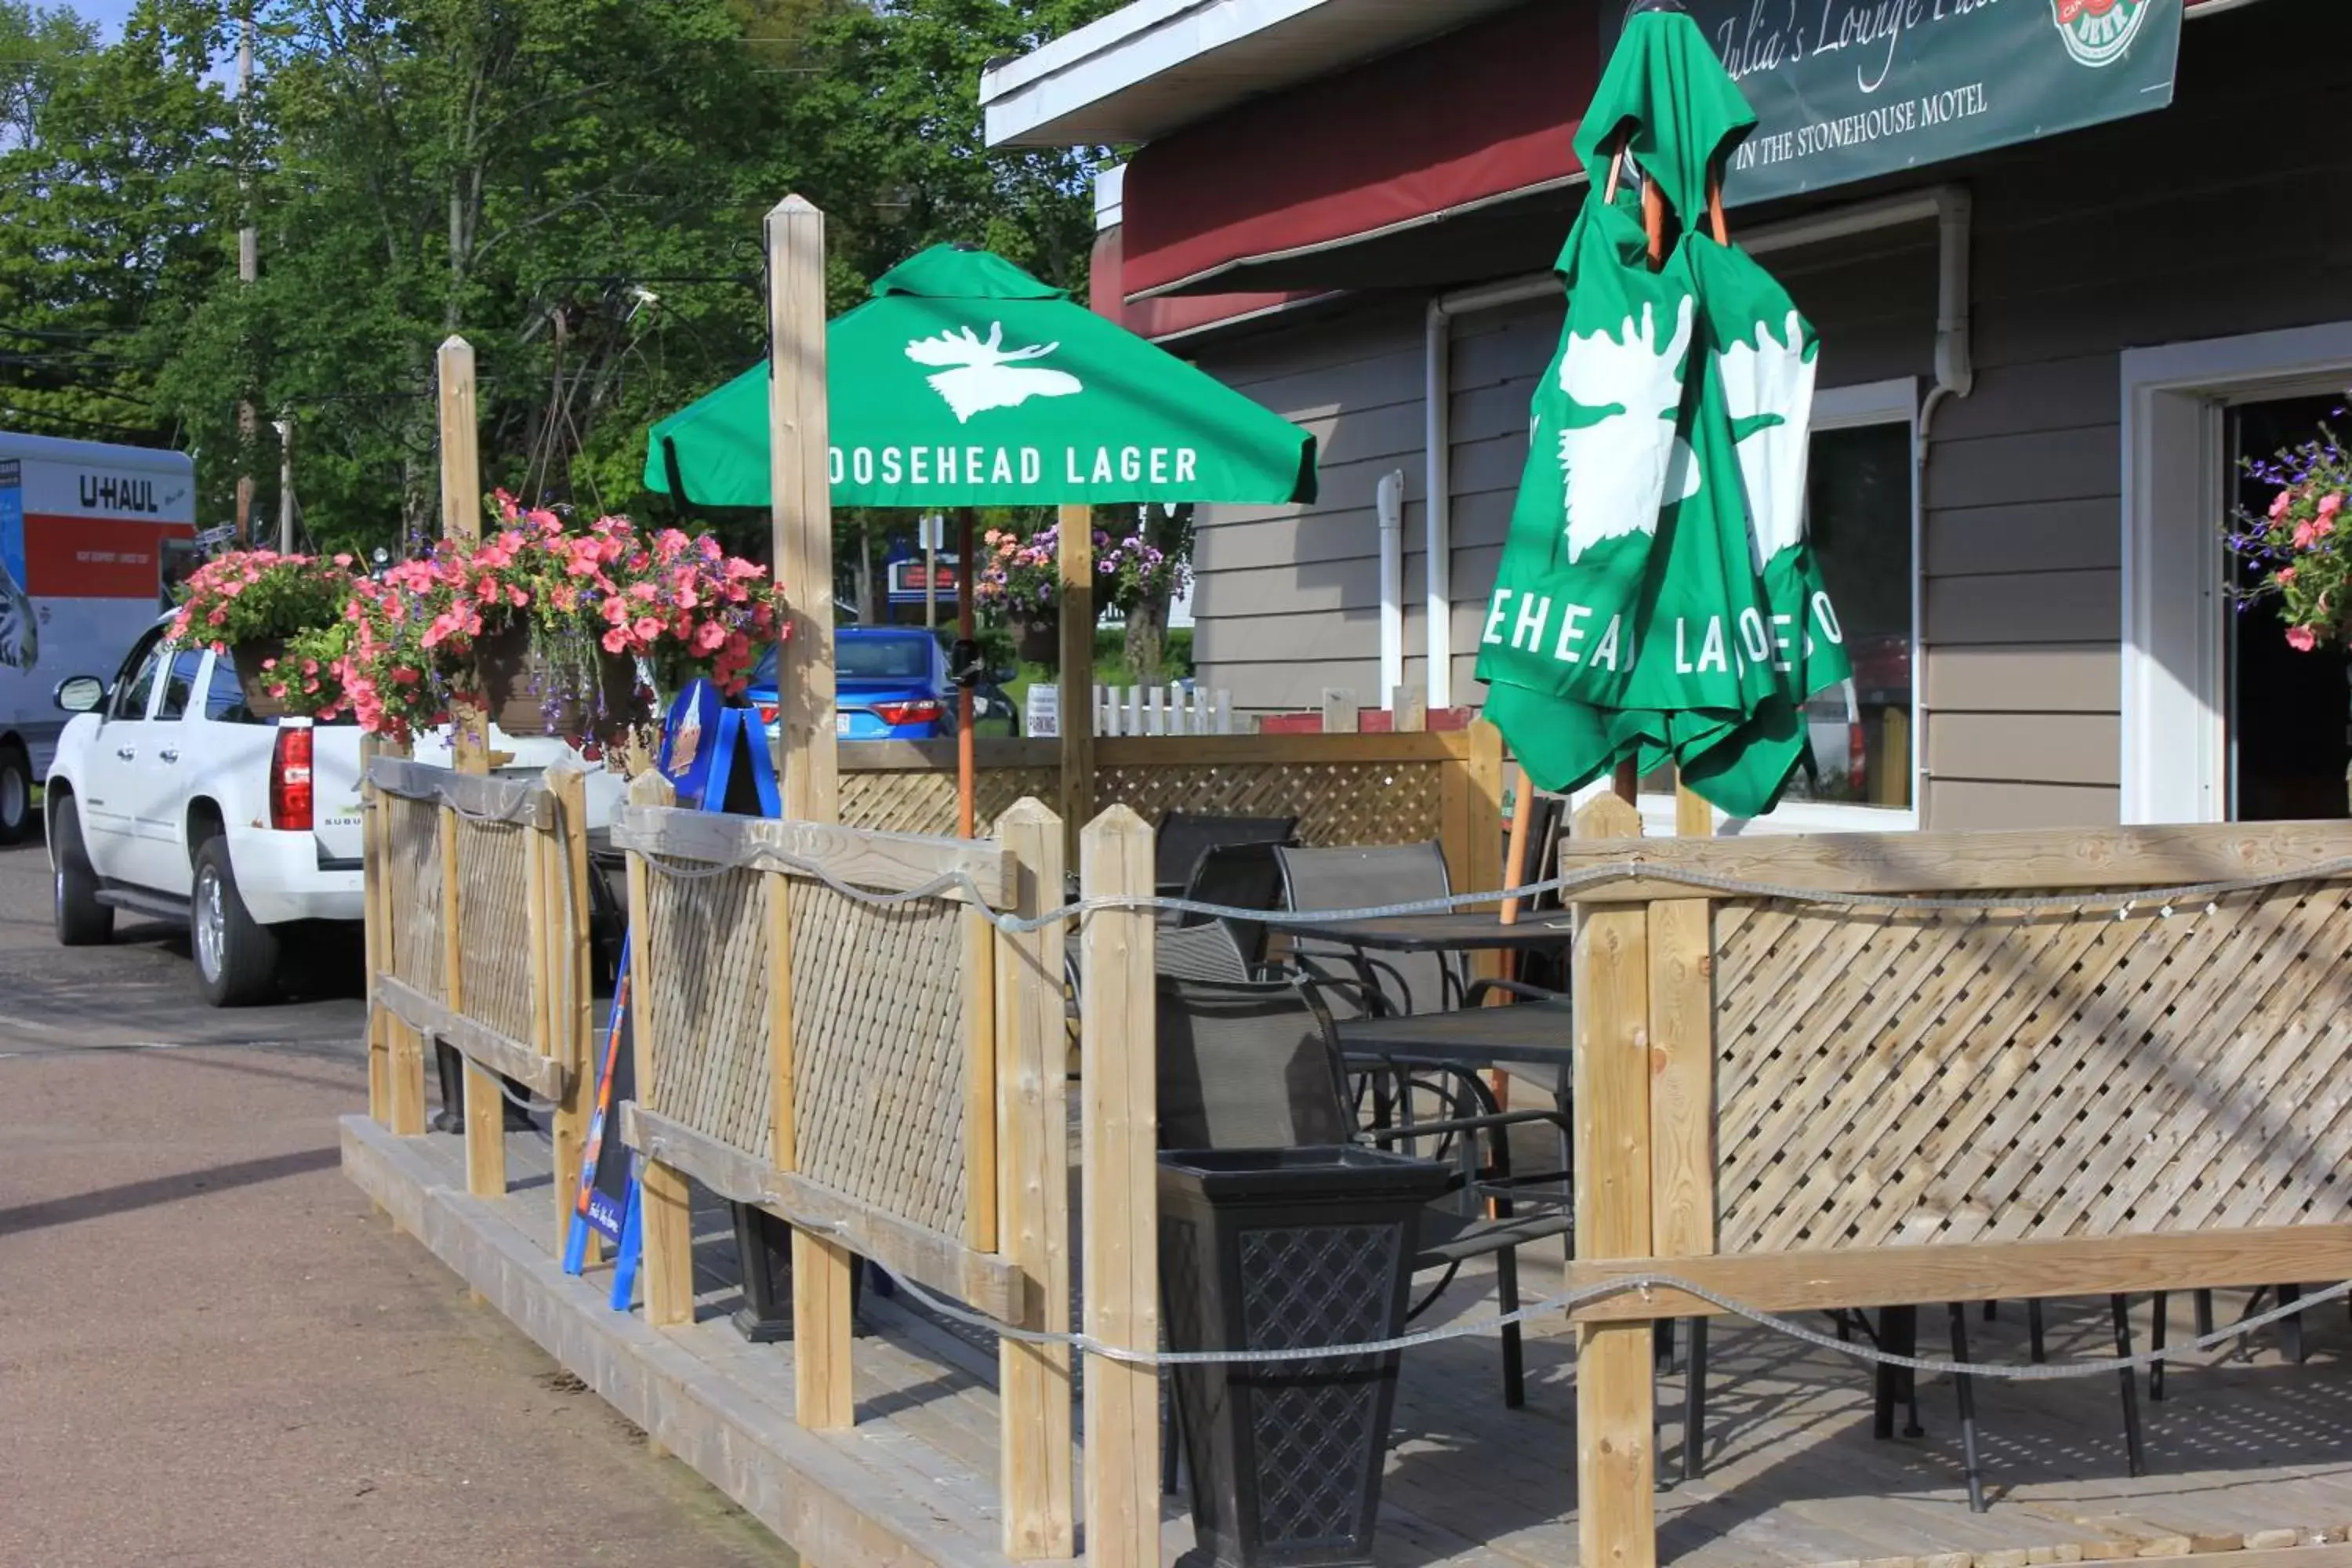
[1582,376,1922,837]
[2120,321,2352,826]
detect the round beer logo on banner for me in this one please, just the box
[2051,0,2152,67]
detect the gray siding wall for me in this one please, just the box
[1188,5,2347,829]
[1188,299,1424,714]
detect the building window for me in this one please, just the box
[1784,416,1915,812]
[1622,379,1918,832]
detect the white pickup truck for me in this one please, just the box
[45,614,620,1006]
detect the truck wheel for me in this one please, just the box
[0,745,32,846]
[49,796,114,947]
[192,837,280,1007]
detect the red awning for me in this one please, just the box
[1119,2,1598,300]
[1116,0,2246,307]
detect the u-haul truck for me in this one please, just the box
[0,430,198,844]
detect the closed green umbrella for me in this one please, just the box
[644,245,1317,510]
[1475,9,1849,819]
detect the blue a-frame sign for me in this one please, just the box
[562,685,779,1309]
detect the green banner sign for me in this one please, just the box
[1601,0,2183,206]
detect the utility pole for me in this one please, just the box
[274,415,294,554]
[234,4,258,544]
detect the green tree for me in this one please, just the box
[0,0,99,151]
[0,2,235,452]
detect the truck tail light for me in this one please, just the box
[270,725,314,832]
[871,699,943,728]
[756,702,779,726]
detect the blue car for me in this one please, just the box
[751,626,949,741]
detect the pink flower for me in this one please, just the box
[2288,626,2320,652]
[2323,494,2345,519]
[2278,568,2298,586]
[633,615,662,643]
[2295,521,2319,550]
[694,620,728,653]
[2318,515,2339,541]
[602,597,630,626]
[2273,490,2297,521]
[601,627,630,655]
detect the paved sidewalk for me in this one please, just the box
[0,840,786,1567]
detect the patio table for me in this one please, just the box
[1334,1003,1575,1076]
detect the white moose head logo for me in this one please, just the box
[1558,296,1700,564]
[905,322,1083,423]
[1716,309,1817,571]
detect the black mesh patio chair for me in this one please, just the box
[1154,811,1297,894]
[1274,839,1565,1018]
[1170,840,1287,971]
[1155,972,1573,1410]
[1274,840,1457,1019]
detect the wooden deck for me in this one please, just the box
[344,1112,2352,1568]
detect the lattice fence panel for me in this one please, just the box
[644,866,773,1160]
[383,794,445,1001]
[1711,881,2352,1255]
[789,886,968,1239]
[452,818,534,1043]
[841,766,1059,838]
[1096,760,1446,848]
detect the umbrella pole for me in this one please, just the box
[958,508,977,840]
[1058,503,1095,851]
[1674,164,1730,840]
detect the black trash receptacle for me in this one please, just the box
[1160,1145,1450,1568]
[731,1203,867,1341]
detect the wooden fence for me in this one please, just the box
[364,756,593,1245]
[609,779,1113,1559]
[837,727,1506,898]
[1556,800,2352,1568]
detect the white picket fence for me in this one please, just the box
[1093,682,1235,736]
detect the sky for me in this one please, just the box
[66,0,139,43]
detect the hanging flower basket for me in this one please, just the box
[228,640,293,720]
[470,622,644,739]
[170,550,360,721]
[1014,608,1060,666]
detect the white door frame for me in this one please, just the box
[2120,321,2352,825]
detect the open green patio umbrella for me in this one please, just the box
[646,242,1317,837]
[1473,8,1849,819]
[644,245,1317,510]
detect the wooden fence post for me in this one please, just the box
[1573,793,1657,1568]
[549,768,593,1254]
[768,194,837,813]
[996,798,1075,1559]
[1080,805,1159,1567]
[361,735,389,1125]
[766,193,855,1415]
[436,332,499,1193]
[385,745,427,1138]
[624,771,695,1328]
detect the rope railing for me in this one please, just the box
[830,1234,2350,1377]
[622,836,2352,935]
